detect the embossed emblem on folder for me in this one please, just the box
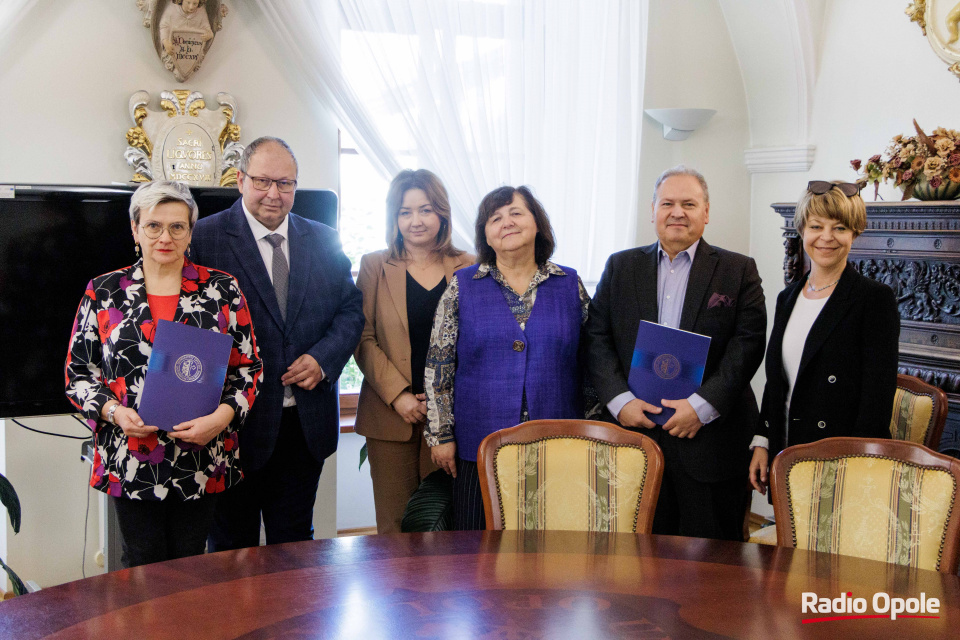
[174,354,203,383]
[653,353,681,380]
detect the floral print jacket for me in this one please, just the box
[65,259,262,501]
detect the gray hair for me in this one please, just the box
[129,180,199,226]
[239,136,299,176]
[652,164,710,204]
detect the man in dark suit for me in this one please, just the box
[191,136,364,549]
[585,165,766,541]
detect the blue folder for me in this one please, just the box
[137,320,233,431]
[628,320,711,426]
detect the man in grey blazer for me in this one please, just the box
[585,165,766,541]
[191,137,363,549]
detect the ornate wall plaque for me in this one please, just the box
[138,0,228,82]
[907,0,960,80]
[124,89,243,187]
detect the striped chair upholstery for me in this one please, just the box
[771,437,960,573]
[477,420,664,533]
[889,374,948,450]
[749,375,948,548]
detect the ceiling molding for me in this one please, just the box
[743,145,815,173]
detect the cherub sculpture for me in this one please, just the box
[159,0,214,56]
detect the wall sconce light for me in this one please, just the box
[644,108,717,141]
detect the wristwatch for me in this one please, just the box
[106,403,120,425]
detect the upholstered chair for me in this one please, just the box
[889,374,949,450]
[749,375,950,547]
[477,420,663,533]
[770,437,960,573]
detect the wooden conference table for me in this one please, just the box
[2,530,958,639]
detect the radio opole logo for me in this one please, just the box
[802,591,940,623]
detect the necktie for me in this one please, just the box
[265,233,293,399]
[265,233,288,321]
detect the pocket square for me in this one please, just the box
[708,293,734,309]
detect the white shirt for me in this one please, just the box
[242,200,290,279]
[751,292,829,450]
[241,201,298,407]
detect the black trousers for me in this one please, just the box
[111,493,218,569]
[208,407,325,551]
[651,435,750,541]
[452,457,486,530]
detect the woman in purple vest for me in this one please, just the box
[423,186,590,530]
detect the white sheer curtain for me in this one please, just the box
[256,0,647,282]
[0,0,41,46]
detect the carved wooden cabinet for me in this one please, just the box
[773,201,960,455]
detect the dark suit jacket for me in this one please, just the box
[757,264,899,458]
[190,199,364,470]
[584,239,767,482]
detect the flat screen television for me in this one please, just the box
[0,184,338,418]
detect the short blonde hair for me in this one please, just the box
[129,180,199,227]
[386,169,462,260]
[794,181,867,237]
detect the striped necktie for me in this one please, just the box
[264,233,288,321]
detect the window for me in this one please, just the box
[337,130,391,395]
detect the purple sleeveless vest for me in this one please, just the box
[454,264,582,461]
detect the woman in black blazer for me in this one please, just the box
[748,181,900,494]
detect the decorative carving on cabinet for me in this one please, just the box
[852,258,960,323]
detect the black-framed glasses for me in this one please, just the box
[807,180,862,197]
[244,174,298,193]
[140,221,190,239]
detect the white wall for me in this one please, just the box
[0,0,341,589]
[640,0,752,254]
[807,0,960,188]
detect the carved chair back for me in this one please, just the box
[771,437,960,573]
[477,420,663,533]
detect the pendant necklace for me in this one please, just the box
[808,278,840,293]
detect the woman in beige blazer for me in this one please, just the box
[355,169,474,533]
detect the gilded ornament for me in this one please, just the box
[909,0,960,82]
[123,89,243,187]
[907,1,928,35]
[219,167,238,187]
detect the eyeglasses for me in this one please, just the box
[243,174,298,193]
[140,221,190,240]
[807,180,862,197]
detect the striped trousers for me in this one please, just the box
[453,457,486,530]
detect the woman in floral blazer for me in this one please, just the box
[65,181,262,568]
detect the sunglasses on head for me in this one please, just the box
[807,180,861,197]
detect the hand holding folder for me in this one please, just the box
[627,321,711,427]
[137,320,234,433]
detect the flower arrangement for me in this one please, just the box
[851,120,960,201]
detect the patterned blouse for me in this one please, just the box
[423,261,590,447]
[65,259,262,501]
